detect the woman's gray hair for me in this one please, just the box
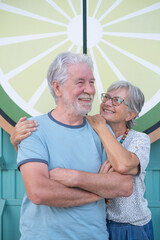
[107,80,145,129]
[47,52,94,104]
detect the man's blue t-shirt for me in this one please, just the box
[17,111,109,240]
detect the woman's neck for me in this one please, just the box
[109,123,127,138]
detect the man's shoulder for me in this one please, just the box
[28,113,48,122]
[26,113,51,138]
[28,113,52,130]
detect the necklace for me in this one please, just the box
[119,128,130,144]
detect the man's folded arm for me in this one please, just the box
[50,168,133,199]
[20,162,102,207]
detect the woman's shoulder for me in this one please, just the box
[129,129,150,142]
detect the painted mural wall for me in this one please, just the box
[0,0,160,135]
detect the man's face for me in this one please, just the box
[61,63,96,116]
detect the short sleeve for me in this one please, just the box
[127,132,150,173]
[17,130,48,170]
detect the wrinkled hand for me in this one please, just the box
[85,114,106,133]
[99,160,114,174]
[10,117,38,151]
[49,168,75,187]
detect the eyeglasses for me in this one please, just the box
[101,93,129,106]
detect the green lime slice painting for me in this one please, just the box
[0,0,160,132]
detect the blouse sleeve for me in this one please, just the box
[126,132,150,173]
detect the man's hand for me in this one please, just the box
[10,117,38,151]
[99,160,114,174]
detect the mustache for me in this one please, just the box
[78,94,94,101]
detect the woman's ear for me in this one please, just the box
[126,110,137,122]
[52,80,62,97]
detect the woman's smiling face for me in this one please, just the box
[100,88,132,126]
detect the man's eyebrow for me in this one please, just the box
[75,78,95,82]
[75,78,84,82]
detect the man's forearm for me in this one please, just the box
[20,162,102,208]
[51,168,133,199]
[74,171,133,198]
[36,178,102,207]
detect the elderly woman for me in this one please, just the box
[10,81,153,240]
[86,81,154,240]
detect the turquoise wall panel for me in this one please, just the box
[145,139,160,240]
[3,204,21,240]
[0,128,24,240]
[0,127,160,239]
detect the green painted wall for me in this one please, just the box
[0,127,160,239]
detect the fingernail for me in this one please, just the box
[34,121,38,126]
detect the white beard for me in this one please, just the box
[63,92,94,116]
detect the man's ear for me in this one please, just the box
[126,110,137,122]
[52,80,62,97]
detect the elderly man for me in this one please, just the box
[16,52,132,240]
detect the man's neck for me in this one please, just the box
[51,107,84,126]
